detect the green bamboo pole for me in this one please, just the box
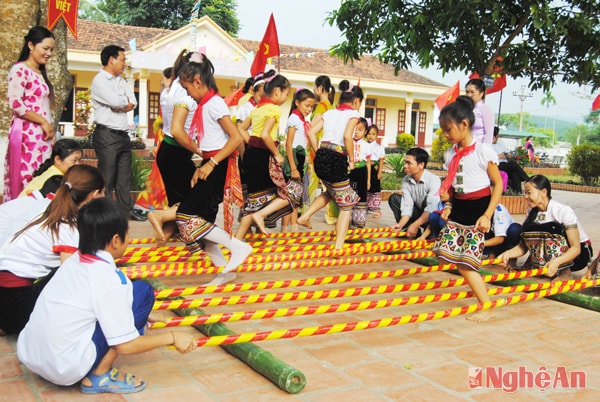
[408,256,600,313]
[142,278,306,394]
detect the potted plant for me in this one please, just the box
[73,89,94,137]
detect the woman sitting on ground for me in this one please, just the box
[498,175,593,280]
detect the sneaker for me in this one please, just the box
[129,209,147,221]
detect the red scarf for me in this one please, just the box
[189,88,218,145]
[291,109,311,140]
[437,141,477,196]
[249,97,257,107]
[337,103,354,111]
[257,97,277,107]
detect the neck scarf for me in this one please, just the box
[189,88,218,145]
[438,141,477,195]
[257,97,277,107]
[337,103,354,111]
[291,109,311,139]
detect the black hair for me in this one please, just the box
[39,175,63,197]
[33,138,82,177]
[522,175,552,226]
[315,75,335,104]
[289,88,315,116]
[338,80,364,105]
[18,26,55,103]
[262,70,290,96]
[163,67,173,80]
[356,117,369,132]
[439,95,475,128]
[406,147,430,168]
[367,124,379,135]
[171,49,194,79]
[241,76,254,94]
[466,78,486,99]
[178,52,218,92]
[78,197,128,255]
[100,45,125,67]
[494,126,500,137]
[526,135,533,141]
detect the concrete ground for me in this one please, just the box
[1,189,599,401]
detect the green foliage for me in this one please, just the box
[395,133,415,153]
[327,1,600,91]
[385,153,406,178]
[381,173,402,190]
[512,146,531,168]
[131,152,151,191]
[93,0,240,34]
[567,144,600,186]
[430,128,452,163]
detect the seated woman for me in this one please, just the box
[499,175,593,280]
[19,138,82,197]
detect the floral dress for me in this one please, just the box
[4,63,53,201]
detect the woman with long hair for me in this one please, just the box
[4,26,56,201]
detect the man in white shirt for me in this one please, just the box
[389,147,441,237]
[91,45,143,220]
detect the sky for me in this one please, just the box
[236,0,595,124]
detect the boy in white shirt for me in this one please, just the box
[17,198,196,394]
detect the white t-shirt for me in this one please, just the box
[162,78,197,139]
[443,140,498,194]
[0,191,50,246]
[491,203,514,237]
[287,113,308,149]
[353,138,371,162]
[0,220,78,279]
[199,96,231,152]
[17,250,138,386]
[235,100,255,125]
[368,141,385,160]
[527,199,589,242]
[320,108,360,146]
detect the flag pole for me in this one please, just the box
[496,89,503,127]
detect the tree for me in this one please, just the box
[540,91,557,131]
[498,113,532,131]
[564,124,592,146]
[95,0,240,34]
[327,1,600,92]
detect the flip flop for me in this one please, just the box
[81,367,146,394]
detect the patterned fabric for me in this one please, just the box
[314,147,359,211]
[269,156,302,207]
[175,213,214,254]
[134,127,168,215]
[434,221,485,271]
[352,202,368,228]
[367,192,381,213]
[521,222,572,270]
[223,153,244,235]
[4,63,53,201]
[244,189,278,213]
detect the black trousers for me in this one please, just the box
[92,126,133,210]
[499,160,529,193]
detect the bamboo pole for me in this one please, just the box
[142,277,307,394]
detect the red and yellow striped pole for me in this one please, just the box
[185,278,599,346]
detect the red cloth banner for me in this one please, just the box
[48,0,79,39]
[592,94,600,111]
[434,80,460,110]
[250,13,280,76]
[469,71,507,95]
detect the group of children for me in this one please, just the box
[231,73,386,247]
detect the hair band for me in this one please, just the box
[253,79,266,88]
[295,87,305,94]
[263,72,278,83]
[190,51,204,63]
[64,181,72,190]
[345,85,354,93]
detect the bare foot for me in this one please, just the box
[251,214,270,235]
[297,216,312,229]
[148,212,166,247]
[551,268,572,284]
[467,310,495,322]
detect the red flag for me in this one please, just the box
[224,87,244,107]
[250,14,280,76]
[435,81,460,110]
[469,71,507,95]
[592,94,600,111]
[48,0,80,39]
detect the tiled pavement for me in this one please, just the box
[1,190,599,401]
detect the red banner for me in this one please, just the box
[434,81,460,110]
[592,94,600,111]
[250,13,280,76]
[48,0,79,39]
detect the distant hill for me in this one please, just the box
[504,115,579,138]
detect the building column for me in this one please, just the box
[405,100,413,137]
[138,71,149,139]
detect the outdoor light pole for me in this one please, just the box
[512,85,533,131]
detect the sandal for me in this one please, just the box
[81,367,146,394]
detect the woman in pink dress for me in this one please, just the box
[4,26,56,201]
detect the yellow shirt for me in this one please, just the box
[19,165,63,197]
[250,103,281,141]
[311,100,333,141]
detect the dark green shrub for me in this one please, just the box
[567,144,600,186]
[386,153,406,178]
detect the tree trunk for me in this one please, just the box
[0,0,71,196]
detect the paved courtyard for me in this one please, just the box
[1,190,599,401]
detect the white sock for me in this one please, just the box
[223,238,252,273]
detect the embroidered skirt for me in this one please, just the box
[314,147,359,211]
[434,221,485,271]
